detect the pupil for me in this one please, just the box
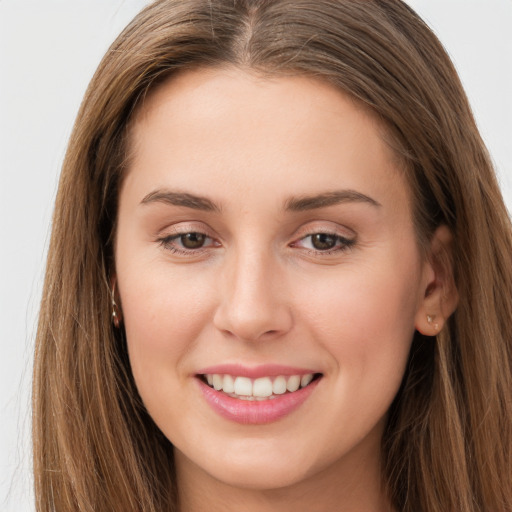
[181,233,206,249]
[312,233,336,250]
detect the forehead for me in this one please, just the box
[132,67,385,142]
[123,67,411,218]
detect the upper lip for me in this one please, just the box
[196,363,320,379]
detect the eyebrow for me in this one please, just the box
[140,188,380,213]
[140,189,221,212]
[284,190,381,211]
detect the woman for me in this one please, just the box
[33,1,512,511]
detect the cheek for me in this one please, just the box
[291,262,420,450]
[297,250,421,384]
[118,264,216,384]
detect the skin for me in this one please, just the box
[115,67,450,511]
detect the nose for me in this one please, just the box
[213,248,293,342]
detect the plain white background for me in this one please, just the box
[1,1,511,510]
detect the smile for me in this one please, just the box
[196,367,323,424]
[202,373,317,400]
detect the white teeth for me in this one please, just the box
[203,372,317,399]
[222,374,235,393]
[253,377,273,397]
[301,374,313,387]
[213,374,223,391]
[286,375,301,392]
[272,376,287,395]
[234,376,252,396]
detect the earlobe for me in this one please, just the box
[415,225,459,336]
[416,312,441,337]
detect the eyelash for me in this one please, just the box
[291,232,356,255]
[157,232,218,256]
[157,229,356,257]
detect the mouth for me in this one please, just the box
[197,372,323,401]
[195,364,323,423]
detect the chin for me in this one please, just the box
[175,441,317,491]
[209,462,311,491]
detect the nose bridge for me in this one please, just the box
[214,241,292,341]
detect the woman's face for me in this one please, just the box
[115,68,434,493]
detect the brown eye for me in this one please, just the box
[311,233,337,250]
[180,232,207,249]
[291,231,355,254]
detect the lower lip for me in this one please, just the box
[197,377,320,425]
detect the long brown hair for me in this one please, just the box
[33,1,512,510]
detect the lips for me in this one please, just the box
[195,364,322,424]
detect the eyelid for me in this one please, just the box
[155,221,221,255]
[156,221,216,238]
[289,222,357,256]
[291,221,356,240]
[291,233,355,251]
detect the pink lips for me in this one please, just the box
[196,364,321,425]
[196,363,317,379]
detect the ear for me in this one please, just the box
[415,225,459,336]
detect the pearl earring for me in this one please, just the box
[427,314,439,332]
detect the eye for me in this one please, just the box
[178,232,208,249]
[292,232,355,254]
[309,233,339,250]
[158,230,219,255]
